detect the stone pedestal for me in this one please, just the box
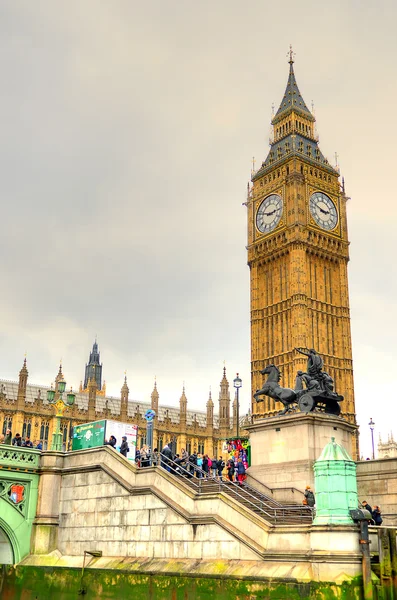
[245,412,358,502]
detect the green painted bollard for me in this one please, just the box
[313,437,358,525]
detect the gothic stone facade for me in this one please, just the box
[0,359,244,457]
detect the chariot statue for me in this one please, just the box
[254,348,343,416]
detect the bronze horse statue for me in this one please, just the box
[254,364,301,415]
[254,362,343,416]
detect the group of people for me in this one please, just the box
[104,435,130,457]
[362,500,383,525]
[302,489,384,525]
[0,429,43,449]
[158,444,247,485]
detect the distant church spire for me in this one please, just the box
[83,340,103,391]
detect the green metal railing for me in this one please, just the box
[0,446,41,471]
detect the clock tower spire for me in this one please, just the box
[247,54,356,445]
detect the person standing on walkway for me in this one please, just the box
[104,435,117,448]
[372,506,383,525]
[361,500,372,514]
[4,429,12,445]
[304,486,315,507]
[120,436,129,458]
[12,433,22,446]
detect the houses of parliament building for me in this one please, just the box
[0,341,245,455]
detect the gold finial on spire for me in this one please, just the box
[251,156,256,175]
[287,44,295,64]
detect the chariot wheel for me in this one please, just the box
[298,393,315,413]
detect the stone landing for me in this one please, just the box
[245,412,358,499]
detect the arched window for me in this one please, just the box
[40,420,50,450]
[22,419,32,439]
[2,416,13,435]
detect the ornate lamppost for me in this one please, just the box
[369,417,375,460]
[47,378,75,451]
[233,373,242,439]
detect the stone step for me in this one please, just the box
[169,473,311,525]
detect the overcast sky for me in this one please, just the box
[1,1,396,459]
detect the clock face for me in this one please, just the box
[309,192,338,230]
[256,194,283,233]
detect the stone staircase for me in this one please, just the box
[164,461,313,526]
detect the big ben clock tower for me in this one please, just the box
[247,52,356,431]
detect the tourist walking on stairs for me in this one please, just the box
[236,458,246,486]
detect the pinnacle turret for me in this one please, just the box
[274,54,312,121]
[83,340,103,391]
[253,51,338,181]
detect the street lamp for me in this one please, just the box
[47,379,75,451]
[369,418,375,460]
[233,373,242,439]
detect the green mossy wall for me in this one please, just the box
[1,566,363,600]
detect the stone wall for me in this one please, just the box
[29,447,364,584]
[58,468,258,560]
[3,562,365,600]
[357,457,397,525]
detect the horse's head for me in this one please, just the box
[260,364,281,382]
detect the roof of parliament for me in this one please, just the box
[0,341,243,430]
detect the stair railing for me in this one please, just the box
[157,455,313,524]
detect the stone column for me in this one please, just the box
[31,451,64,554]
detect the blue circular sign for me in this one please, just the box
[144,409,156,422]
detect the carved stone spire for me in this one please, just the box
[83,340,103,391]
[120,373,129,421]
[218,366,231,430]
[17,357,28,408]
[87,376,97,421]
[180,384,187,426]
[151,379,159,414]
[206,389,214,429]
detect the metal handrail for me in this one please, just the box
[245,472,305,504]
[159,456,313,524]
